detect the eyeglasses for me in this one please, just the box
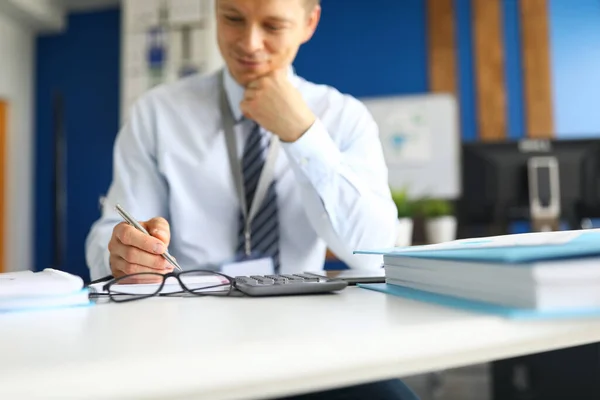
[96,270,234,303]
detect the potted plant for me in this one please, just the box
[419,198,457,244]
[391,188,414,247]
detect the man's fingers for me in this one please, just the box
[115,241,172,271]
[243,87,258,102]
[246,78,264,89]
[240,100,253,119]
[118,261,172,276]
[146,217,171,246]
[110,256,171,282]
[145,216,169,232]
[114,223,166,254]
[108,217,176,281]
[116,274,165,285]
[111,254,173,275]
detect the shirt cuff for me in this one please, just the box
[104,248,113,277]
[279,118,340,189]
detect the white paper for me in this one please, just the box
[221,258,275,277]
[397,230,591,254]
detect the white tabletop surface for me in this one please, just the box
[2,287,600,400]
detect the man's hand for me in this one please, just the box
[240,68,316,142]
[108,217,173,283]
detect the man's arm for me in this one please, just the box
[85,97,169,281]
[239,69,396,270]
[279,97,397,270]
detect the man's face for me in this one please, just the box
[216,0,321,86]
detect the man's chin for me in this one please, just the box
[232,69,270,86]
[226,62,272,83]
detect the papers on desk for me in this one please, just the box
[0,269,90,312]
[355,229,600,318]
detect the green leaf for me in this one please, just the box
[390,187,414,218]
[417,198,454,218]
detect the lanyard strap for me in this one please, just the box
[219,73,280,256]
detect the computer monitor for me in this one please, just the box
[457,138,600,237]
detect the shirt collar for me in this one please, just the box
[222,65,299,123]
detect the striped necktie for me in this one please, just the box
[236,122,281,272]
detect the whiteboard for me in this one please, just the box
[361,93,461,200]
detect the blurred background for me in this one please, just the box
[0,1,599,397]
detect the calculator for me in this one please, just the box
[233,272,348,296]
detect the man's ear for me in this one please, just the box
[301,5,321,44]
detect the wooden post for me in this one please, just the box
[472,0,508,141]
[520,0,554,138]
[427,0,457,95]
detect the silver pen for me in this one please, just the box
[114,203,183,271]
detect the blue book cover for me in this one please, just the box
[354,229,600,264]
[358,283,600,319]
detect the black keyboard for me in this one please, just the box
[233,273,348,296]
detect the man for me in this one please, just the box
[85,0,397,282]
[85,0,418,398]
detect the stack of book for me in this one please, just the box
[0,268,90,312]
[355,229,600,317]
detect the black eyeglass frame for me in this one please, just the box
[100,269,235,303]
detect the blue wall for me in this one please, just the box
[294,0,429,98]
[549,0,600,137]
[502,0,526,140]
[455,0,478,141]
[35,9,120,281]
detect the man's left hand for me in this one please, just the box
[240,68,316,143]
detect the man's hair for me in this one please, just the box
[305,0,320,8]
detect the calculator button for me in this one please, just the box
[279,274,305,282]
[250,276,274,285]
[262,275,288,283]
[292,273,319,282]
[235,277,259,286]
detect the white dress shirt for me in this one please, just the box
[85,67,397,280]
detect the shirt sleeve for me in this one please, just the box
[85,96,169,281]
[280,97,397,270]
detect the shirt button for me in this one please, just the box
[300,157,309,165]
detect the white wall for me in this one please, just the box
[0,12,34,272]
[121,0,223,120]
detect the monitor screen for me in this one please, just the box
[457,138,600,235]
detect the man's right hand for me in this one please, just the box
[108,217,174,282]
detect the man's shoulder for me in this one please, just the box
[295,75,374,121]
[133,70,221,110]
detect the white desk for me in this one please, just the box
[2,287,600,400]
